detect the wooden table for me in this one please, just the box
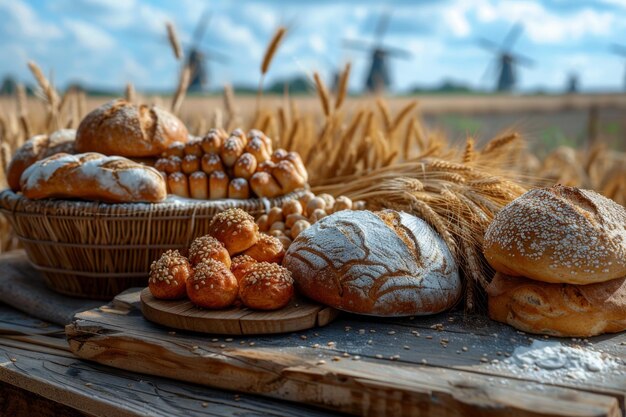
[1,251,625,417]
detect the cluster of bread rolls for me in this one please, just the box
[149,208,294,310]
[255,191,366,250]
[484,185,626,337]
[155,128,308,200]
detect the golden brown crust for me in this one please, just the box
[230,254,257,283]
[167,172,189,198]
[208,208,259,255]
[20,152,167,203]
[487,272,626,337]
[239,262,294,310]
[75,99,188,157]
[189,171,208,199]
[243,234,285,263]
[484,185,626,284]
[220,136,244,167]
[8,130,76,191]
[181,155,200,174]
[250,172,282,198]
[200,131,224,154]
[148,250,191,300]
[187,259,238,309]
[200,153,224,175]
[209,171,228,199]
[245,137,271,163]
[189,235,231,268]
[228,178,250,199]
[233,153,257,180]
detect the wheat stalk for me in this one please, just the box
[166,22,183,60]
[171,65,191,115]
[125,83,136,103]
[258,27,287,110]
[334,62,351,110]
[313,72,331,117]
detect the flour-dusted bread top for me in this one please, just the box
[20,152,167,203]
[75,99,188,158]
[7,129,76,191]
[283,209,461,316]
[484,185,626,284]
[487,272,626,337]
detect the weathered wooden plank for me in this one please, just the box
[0,381,94,417]
[67,296,624,417]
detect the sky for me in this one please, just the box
[2,0,626,93]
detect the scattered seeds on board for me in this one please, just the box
[312,343,320,348]
[316,360,326,365]
[342,352,350,358]
[462,346,468,352]
[168,331,176,335]
[403,345,410,350]
[201,402,208,408]
[300,335,308,340]
[85,382,93,387]
[352,355,361,361]
[388,330,396,335]
[225,338,233,342]
[220,344,226,348]
[367,340,373,345]
[211,338,219,342]
[332,356,341,362]
[249,342,255,346]
[9,358,16,362]
[375,354,383,359]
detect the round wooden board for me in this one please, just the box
[140,288,339,335]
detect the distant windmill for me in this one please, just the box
[477,24,534,92]
[610,43,626,90]
[343,12,411,93]
[184,11,229,92]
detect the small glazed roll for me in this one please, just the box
[282,200,303,217]
[256,160,276,174]
[181,155,200,174]
[201,131,223,154]
[285,213,308,229]
[250,129,273,151]
[230,128,246,144]
[245,137,271,163]
[228,178,250,199]
[201,153,224,175]
[271,149,288,163]
[189,235,231,268]
[250,172,282,198]
[256,214,270,232]
[209,171,229,199]
[154,158,169,173]
[291,219,311,239]
[298,191,315,210]
[230,254,257,283]
[184,139,203,157]
[317,194,335,212]
[276,235,292,251]
[239,262,294,310]
[221,137,244,167]
[163,141,185,158]
[149,250,192,300]
[233,153,257,180]
[310,208,327,223]
[266,206,284,226]
[168,172,189,197]
[189,171,209,199]
[188,259,238,309]
[272,161,306,192]
[164,156,182,174]
[283,152,308,182]
[243,234,285,264]
[306,196,326,215]
[269,221,286,233]
[333,196,353,212]
[269,229,285,238]
[208,208,259,255]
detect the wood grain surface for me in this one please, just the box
[140,288,338,335]
[67,289,626,417]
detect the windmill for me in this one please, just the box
[477,24,533,92]
[183,11,229,92]
[343,12,411,93]
[610,43,626,90]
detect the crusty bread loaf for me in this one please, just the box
[283,209,461,316]
[487,272,626,337]
[75,99,188,157]
[20,152,167,203]
[484,185,626,284]
[7,129,76,191]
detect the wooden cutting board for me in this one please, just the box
[140,288,338,335]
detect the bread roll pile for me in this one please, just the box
[484,185,626,337]
[256,191,366,250]
[284,209,462,317]
[155,128,308,200]
[149,208,294,310]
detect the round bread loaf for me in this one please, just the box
[487,272,626,337]
[75,99,188,157]
[484,185,626,284]
[283,210,461,316]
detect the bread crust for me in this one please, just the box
[20,152,167,203]
[148,250,191,300]
[187,259,238,309]
[208,208,259,255]
[239,262,294,310]
[243,234,285,263]
[487,272,626,337]
[75,99,188,157]
[484,185,626,284]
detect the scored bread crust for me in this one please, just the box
[75,99,188,157]
[487,272,626,337]
[7,129,76,191]
[20,152,167,203]
[283,210,461,317]
[484,185,626,284]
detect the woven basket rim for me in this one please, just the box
[0,188,307,218]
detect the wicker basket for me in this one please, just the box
[0,189,305,299]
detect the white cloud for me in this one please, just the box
[0,0,63,40]
[309,34,326,54]
[63,19,115,50]
[442,8,471,37]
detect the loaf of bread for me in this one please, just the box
[7,129,76,191]
[484,185,626,284]
[283,209,461,316]
[487,272,626,337]
[20,152,167,203]
[75,99,188,157]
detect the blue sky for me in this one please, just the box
[2,0,626,93]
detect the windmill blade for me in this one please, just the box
[380,45,412,59]
[477,37,501,53]
[480,58,498,87]
[511,53,534,67]
[343,39,376,53]
[375,11,391,42]
[502,23,523,50]
[610,43,626,57]
[192,10,212,47]
[201,48,230,64]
